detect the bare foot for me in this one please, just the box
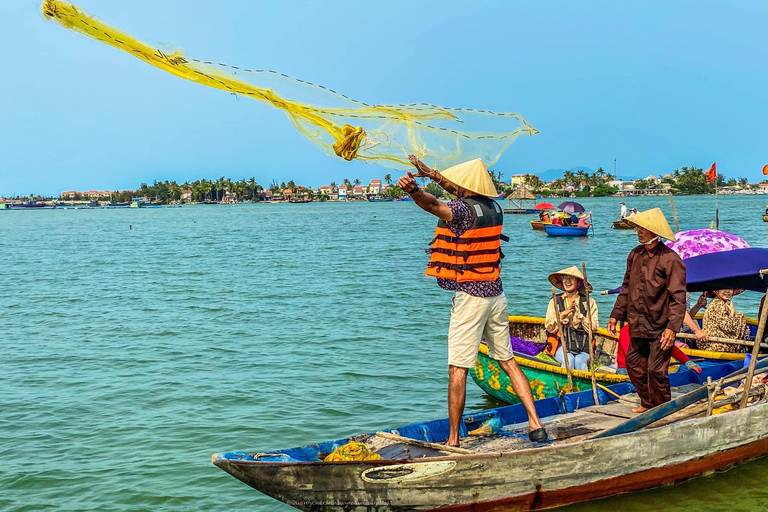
[632,406,648,413]
[445,441,460,448]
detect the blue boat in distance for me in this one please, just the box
[544,224,591,237]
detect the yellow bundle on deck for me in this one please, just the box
[41,0,537,170]
[323,442,381,462]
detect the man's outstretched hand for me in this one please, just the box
[607,317,618,336]
[407,155,430,177]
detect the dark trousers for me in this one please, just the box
[626,336,673,409]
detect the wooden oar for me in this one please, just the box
[591,356,768,439]
[741,275,768,408]
[676,332,768,350]
[551,287,575,393]
[668,193,680,233]
[374,431,472,455]
[582,262,600,405]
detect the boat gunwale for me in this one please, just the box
[213,397,768,468]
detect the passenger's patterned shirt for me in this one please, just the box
[435,199,504,298]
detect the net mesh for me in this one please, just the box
[42,0,538,170]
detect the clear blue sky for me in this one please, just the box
[2,0,768,196]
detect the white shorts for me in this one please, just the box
[448,291,513,368]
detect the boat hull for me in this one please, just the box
[530,220,549,231]
[612,220,633,229]
[544,225,590,237]
[763,214,768,222]
[213,401,768,512]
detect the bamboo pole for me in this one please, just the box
[375,431,472,455]
[668,193,680,232]
[551,287,575,393]
[740,275,768,409]
[581,262,600,405]
[676,332,768,350]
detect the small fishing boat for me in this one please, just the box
[612,219,633,229]
[763,214,768,222]
[213,358,768,511]
[530,219,551,231]
[397,196,414,202]
[367,195,394,202]
[544,224,591,237]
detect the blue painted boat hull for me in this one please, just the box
[544,225,590,237]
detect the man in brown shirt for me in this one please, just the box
[607,208,686,412]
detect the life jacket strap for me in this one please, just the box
[425,247,501,260]
[427,260,501,275]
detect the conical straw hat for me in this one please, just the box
[439,158,498,197]
[623,208,677,242]
[548,266,593,294]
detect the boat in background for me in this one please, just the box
[763,214,768,222]
[397,196,414,202]
[367,195,394,202]
[544,224,591,237]
[530,219,550,231]
[612,218,633,229]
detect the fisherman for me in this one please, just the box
[607,208,686,413]
[399,155,547,445]
[620,202,627,218]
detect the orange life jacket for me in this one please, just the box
[425,196,508,282]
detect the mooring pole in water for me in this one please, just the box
[668,194,680,233]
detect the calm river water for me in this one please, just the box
[2,194,768,512]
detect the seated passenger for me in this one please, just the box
[577,211,592,228]
[700,289,750,353]
[551,213,563,226]
[544,267,598,371]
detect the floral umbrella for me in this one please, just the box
[664,229,750,260]
[557,201,585,213]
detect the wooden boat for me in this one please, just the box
[471,316,623,403]
[530,219,551,231]
[471,316,760,404]
[612,219,633,229]
[763,214,768,222]
[544,224,591,237]
[213,359,768,511]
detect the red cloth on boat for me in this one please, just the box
[617,324,690,369]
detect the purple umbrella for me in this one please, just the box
[664,229,749,260]
[557,201,585,214]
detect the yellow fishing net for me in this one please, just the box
[323,442,381,462]
[42,0,538,170]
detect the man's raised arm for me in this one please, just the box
[397,171,452,222]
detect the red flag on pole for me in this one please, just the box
[705,162,717,183]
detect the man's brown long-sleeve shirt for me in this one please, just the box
[610,242,687,339]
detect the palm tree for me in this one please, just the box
[353,178,361,187]
[384,174,392,185]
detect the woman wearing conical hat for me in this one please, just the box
[544,267,599,372]
[607,208,687,413]
[398,155,547,446]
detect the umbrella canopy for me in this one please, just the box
[534,202,556,210]
[557,201,585,213]
[664,229,749,260]
[686,248,768,293]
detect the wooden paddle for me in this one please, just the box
[581,262,600,405]
[551,287,575,393]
